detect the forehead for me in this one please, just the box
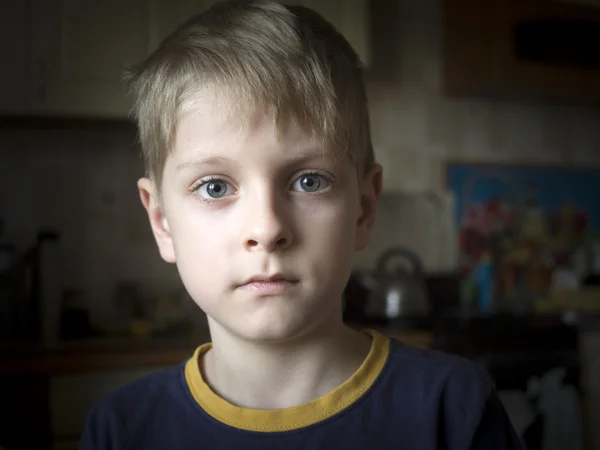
[174,104,308,155]
[170,90,344,164]
[177,87,313,135]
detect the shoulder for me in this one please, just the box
[96,363,184,411]
[379,338,511,448]
[79,363,187,449]
[379,338,523,448]
[384,337,495,399]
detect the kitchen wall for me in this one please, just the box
[0,127,180,323]
[1,0,600,319]
[356,0,600,270]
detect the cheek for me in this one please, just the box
[296,197,357,268]
[300,195,356,239]
[174,213,222,252]
[172,222,230,314]
[167,204,233,284]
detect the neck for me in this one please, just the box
[202,315,371,409]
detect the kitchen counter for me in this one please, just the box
[0,328,432,376]
[352,311,600,333]
[3,312,598,376]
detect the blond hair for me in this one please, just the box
[126,0,374,188]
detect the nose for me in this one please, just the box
[242,190,293,252]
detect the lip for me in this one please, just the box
[240,274,299,296]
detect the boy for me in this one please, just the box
[80,1,523,449]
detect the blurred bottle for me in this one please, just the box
[35,230,63,346]
[470,253,495,314]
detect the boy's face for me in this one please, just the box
[138,99,381,343]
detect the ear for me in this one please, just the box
[355,164,383,251]
[137,178,176,263]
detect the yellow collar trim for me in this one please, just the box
[184,329,390,432]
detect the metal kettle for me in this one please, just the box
[363,247,431,320]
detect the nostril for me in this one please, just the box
[245,236,290,250]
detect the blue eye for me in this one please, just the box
[196,179,231,199]
[292,173,330,193]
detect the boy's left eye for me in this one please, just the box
[291,173,331,193]
[195,178,233,199]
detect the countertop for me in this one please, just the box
[2,313,598,376]
[0,336,203,375]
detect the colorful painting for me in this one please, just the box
[445,163,600,307]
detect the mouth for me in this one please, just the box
[239,274,299,296]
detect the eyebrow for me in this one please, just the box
[175,156,231,173]
[174,148,332,174]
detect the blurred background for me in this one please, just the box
[1,0,600,449]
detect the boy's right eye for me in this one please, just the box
[194,178,233,200]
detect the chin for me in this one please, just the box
[237,320,307,343]
[227,308,320,344]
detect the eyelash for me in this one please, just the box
[291,171,334,195]
[190,171,335,204]
[190,176,233,204]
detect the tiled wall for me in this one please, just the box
[1,0,600,318]
[0,128,180,322]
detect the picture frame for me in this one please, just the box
[444,161,600,311]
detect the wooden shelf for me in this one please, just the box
[0,337,203,375]
[443,0,600,106]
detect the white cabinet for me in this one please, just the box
[28,0,154,118]
[2,0,368,118]
[24,0,218,118]
[0,0,33,114]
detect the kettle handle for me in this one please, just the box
[375,247,424,276]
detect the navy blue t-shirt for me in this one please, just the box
[79,330,523,449]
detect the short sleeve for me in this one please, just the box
[78,407,99,450]
[78,416,96,450]
[469,392,525,450]
[78,403,120,450]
